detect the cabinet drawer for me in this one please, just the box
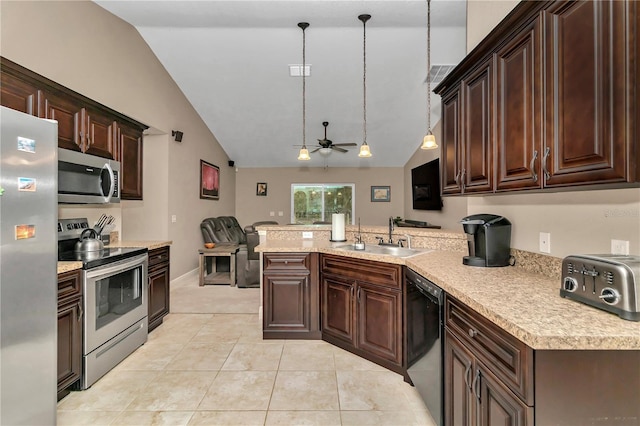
[58,269,82,302]
[321,254,401,289]
[263,253,309,273]
[445,296,533,405]
[148,246,169,268]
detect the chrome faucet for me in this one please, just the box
[388,216,394,244]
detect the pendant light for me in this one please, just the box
[358,14,372,158]
[420,0,438,150]
[297,22,311,161]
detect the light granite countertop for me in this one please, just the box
[256,239,640,350]
[56,240,172,274]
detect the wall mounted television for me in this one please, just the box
[411,158,443,211]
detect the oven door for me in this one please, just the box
[83,254,148,354]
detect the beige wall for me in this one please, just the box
[1,1,235,277]
[235,167,404,228]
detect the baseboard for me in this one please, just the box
[171,268,199,286]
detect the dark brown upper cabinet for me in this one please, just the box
[0,57,147,200]
[435,0,638,195]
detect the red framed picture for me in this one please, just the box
[200,160,220,200]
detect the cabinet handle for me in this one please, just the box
[454,170,461,186]
[472,369,481,402]
[530,150,539,182]
[351,286,355,298]
[284,260,288,265]
[357,287,361,302]
[464,365,472,389]
[77,302,83,322]
[542,146,551,180]
[460,169,466,192]
[468,328,478,338]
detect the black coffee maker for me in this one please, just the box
[460,214,512,267]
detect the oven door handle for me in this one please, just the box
[85,254,147,280]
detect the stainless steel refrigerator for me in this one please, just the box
[1,106,58,424]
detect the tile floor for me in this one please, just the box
[57,274,435,425]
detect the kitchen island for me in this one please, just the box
[256,235,640,425]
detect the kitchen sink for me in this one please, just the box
[334,244,429,258]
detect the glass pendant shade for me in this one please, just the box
[297,147,310,161]
[358,142,372,158]
[421,132,438,150]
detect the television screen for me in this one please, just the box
[411,159,443,210]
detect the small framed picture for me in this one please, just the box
[371,185,390,202]
[256,182,268,196]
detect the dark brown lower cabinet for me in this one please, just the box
[57,269,83,400]
[321,254,403,374]
[445,330,533,426]
[445,296,640,426]
[148,246,170,332]
[262,252,320,339]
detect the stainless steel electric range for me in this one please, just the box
[58,218,149,389]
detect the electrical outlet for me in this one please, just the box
[278,211,284,217]
[302,231,313,239]
[269,211,275,217]
[539,232,551,253]
[171,215,177,223]
[611,239,630,255]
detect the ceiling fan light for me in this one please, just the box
[298,147,311,161]
[358,143,372,158]
[421,133,438,150]
[319,147,332,155]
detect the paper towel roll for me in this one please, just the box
[331,213,345,241]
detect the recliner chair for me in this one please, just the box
[238,221,278,288]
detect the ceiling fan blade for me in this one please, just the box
[333,143,357,147]
[310,147,321,153]
[332,146,348,153]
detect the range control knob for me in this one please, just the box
[563,277,578,292]
[599,288,620,305]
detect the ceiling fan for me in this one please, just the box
[311,122,357,154]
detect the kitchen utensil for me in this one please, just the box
[75,228,104,253]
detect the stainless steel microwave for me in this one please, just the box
[58,148,120,204]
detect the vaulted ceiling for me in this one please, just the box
[95,0,467,168]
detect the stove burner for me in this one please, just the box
[58,247,148,269]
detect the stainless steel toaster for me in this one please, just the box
[560,254,640,321]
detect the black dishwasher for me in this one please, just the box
[405,268,444,426]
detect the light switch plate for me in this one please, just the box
[302,231,313,239]
[539,232,551,253]
[171,215,177,223]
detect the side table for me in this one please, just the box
[198,244,240,287]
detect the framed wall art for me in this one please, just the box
[256,182,268,196]
[371,185,390,202]
[200,160,220,200]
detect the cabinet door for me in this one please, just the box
[57,298,82,392]
[441,90,463,194]
[495,19,543,191]
[0,72,41,115]
[263,273,311,332]
[543,0,630,186]
[444,330,474,426]
[83,109,117,159]
[356,283,402,365]
[118,124,144,200]
[321,275,355,344]
[461,59,494,194]
[476,362,533,426]
[42,91,83,152]
[148,264,170,332]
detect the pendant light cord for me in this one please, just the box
[426,0,431,133]
[363,17,367,145]
[302,24,307,148]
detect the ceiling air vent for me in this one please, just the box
[289,64,311,77]
[425,65,455,84]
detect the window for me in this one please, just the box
[291,184,354,225]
